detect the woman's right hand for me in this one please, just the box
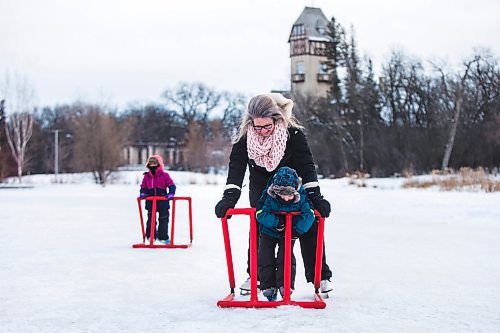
[214,188,241,218]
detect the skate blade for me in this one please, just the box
[240,289,261,296]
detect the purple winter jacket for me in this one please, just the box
[140,168,176,209]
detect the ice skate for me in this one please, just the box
[320,278,333,298]
[239,276,260,295]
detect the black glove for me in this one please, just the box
[276,215,285,232]
[215,188,241,218]
[307,186,331,218]
[312,198,331,218]
[292,228,301,240]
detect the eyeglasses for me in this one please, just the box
[252,122,274,131]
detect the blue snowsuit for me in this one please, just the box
[256,167,315,291]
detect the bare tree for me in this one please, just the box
[161,83,244,172]
[379,50,434,173]
[5,112,34,182]
[0,100,19,180]
[219,92,246,139]
[182,121,208,172]
[1,73,36,182]
[161,82,220,126]
[206,120,233,172]
[293,93,345,176]
[182,119,233,173]
[434,57,478,170]
[71,103,125,185]
[0,100,4,151]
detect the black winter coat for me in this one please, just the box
[226,128,318,207]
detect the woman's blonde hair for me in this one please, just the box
[233,93,303,143]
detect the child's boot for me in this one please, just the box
[278,286,294,298]
[262,287,277,301]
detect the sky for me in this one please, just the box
[1,0,499,109]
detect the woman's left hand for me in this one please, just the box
[311,197,331,218]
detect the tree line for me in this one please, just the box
[1,80,245,184]
[1,16,499,183]
[293,17,500,177]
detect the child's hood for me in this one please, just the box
[146,154,165,170]
[267,166,301,203]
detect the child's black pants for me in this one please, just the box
[258,233,296,290]
[146,206,170,240]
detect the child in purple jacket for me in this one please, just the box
[140,155,176,244]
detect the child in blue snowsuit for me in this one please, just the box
[256,166,315,301]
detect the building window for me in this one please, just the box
[316,20,327,35]
[318,62,329,74]
[292,73,305,82]
[317,62,331,82]
[296,62,304,74]
[292,62,305,82]
[291,24,305,37]
[291,39,307,56]
[311,41,326,56]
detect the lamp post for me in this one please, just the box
[51,129,73,181]
[51,129,61,180]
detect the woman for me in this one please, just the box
[214,93,333,294]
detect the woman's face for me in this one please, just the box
[252,117,275,137]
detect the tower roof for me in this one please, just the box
[289,7,330,42]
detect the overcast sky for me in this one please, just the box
[1,0,499,109]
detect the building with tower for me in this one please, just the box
[288,7,331,97]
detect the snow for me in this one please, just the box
[308,36,330,42]
[1,171,499,332]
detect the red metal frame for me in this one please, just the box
[217,208,327,309]
[132,196,193,249]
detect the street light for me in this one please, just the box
[51,129,61,178]
[51,129,72,181]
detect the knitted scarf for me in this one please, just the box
[247,121,288,172]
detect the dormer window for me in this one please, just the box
[291,24,305,37]
[316,19,326,34]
